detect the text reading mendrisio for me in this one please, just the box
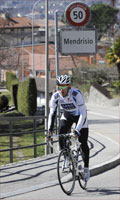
[64,37,93,45]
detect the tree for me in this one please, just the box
[0,12,20,72]
[88,4,119,39]
[106,37,120,80]
[0,45,20,71]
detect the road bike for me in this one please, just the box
[47,133,87,195]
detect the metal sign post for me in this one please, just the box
[55,11,60,136]
[55,11,59,79]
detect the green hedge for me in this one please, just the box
[17,78,37,116]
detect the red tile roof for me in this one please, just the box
[35,19,64,28]
[0,16,39,29]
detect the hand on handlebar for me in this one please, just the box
[46,131,54,148]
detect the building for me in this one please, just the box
[36,77,56,107]
[0,14,40,46]
[0,15,113,83]
[34,19,64,43]
[0,40,110,82]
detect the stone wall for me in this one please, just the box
[88,83,119,107]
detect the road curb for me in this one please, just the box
[90,153,120,177]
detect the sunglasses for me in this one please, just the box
[58,85,68,90]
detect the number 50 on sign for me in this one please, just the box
[65,2,91,27]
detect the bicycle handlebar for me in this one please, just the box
[46,132,80,150]
[46,132,75,139]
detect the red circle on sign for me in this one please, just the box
[66,2,90,26]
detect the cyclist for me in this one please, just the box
[48,74,90,181]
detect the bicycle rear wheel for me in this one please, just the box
[57,149,76,195]
[77,152,87,190]
[78,172,87,190]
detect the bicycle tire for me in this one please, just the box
[77,151,87,190]
[57,149,76,195]
[78,174,87,190]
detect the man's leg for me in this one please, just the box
[79,128,90,181]
[79,128,89,168]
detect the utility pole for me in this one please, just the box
[45,0,49,155]
[22,37,24,81]
[32,0,41,77]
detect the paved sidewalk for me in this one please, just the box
[0,131,120,199]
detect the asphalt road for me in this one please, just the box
[87,104,120,143]
[5,165,120,200]
[1,104,120,200]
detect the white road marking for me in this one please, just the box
[90,129,120,145]
[88,111,119,119]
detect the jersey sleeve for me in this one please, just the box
[48,93,58,132]
[75,91,87,132]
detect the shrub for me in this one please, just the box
[112,80,120,93]
[17,78,37,116]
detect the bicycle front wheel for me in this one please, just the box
[57,149,76,195]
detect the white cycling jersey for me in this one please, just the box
[48,88,88,133]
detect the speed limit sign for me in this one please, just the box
[65,2,91,26]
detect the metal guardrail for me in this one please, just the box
[0,115,58,164]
